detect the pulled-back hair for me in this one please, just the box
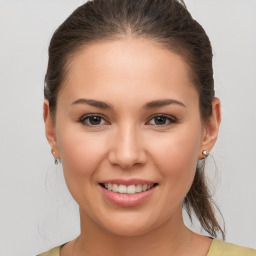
[44,0,225,239]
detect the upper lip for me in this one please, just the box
[99,178,157,186]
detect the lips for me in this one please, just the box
[99,179,158,207]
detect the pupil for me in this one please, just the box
[155,116,166,125]
[89,116,101,125]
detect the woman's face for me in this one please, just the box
[45,38,218,236]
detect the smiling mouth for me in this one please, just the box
[99,183,158,194]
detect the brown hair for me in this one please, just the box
[44,0,225,239]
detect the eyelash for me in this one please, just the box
[147,114,177,126]
[79,114,177,127]
[79,114,109,127]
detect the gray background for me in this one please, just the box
[0,0,255,255]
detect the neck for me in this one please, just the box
[75,208,194,256]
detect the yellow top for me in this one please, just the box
[207,239,256,256]
[38,239,256,256]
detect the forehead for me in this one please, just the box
[59,38,198,107]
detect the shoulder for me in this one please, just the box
[37,245,63,256]
[207,239,256,256]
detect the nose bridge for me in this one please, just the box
[108,122,146,169]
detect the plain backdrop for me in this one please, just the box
[0,0,255,255]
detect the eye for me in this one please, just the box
[147,114,176,126]
[80,114,109,126]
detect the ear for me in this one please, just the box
[199,97,221,159]
[43,100,60,159]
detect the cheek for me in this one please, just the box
[55,127,112,210]
[56,126,108,182]
[148,124,202,195]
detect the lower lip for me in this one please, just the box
[100,185,156,207]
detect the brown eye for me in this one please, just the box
[80,114,107,126]
[148,114,176,126]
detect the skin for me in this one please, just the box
[44,38,221,256]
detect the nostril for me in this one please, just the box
[108,140,147,169]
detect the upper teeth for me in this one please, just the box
[104,184,154,194]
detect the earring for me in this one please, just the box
[202,150,209,158]
[51,150,59,165]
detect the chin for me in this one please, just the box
[94,211,164,237]
[103,222,155,237]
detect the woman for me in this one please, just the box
[39,0,256,255]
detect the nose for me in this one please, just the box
[108,124,147,169]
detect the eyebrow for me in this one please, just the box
[144,99,186,109]
[71,98,112,109]
[71,98,186,109]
